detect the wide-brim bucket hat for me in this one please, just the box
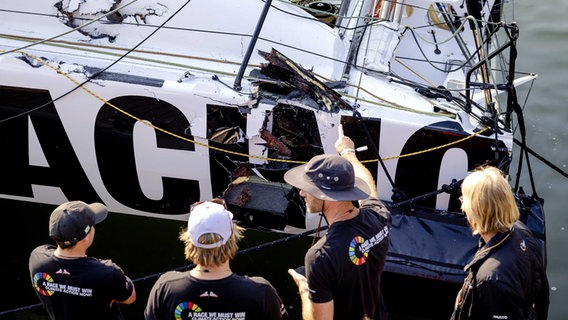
[284,154,371,201]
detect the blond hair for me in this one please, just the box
[179,223,244,267]
[460,166,519,235]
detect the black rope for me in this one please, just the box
[513,138,568,179]
[0,303,43,316]
[385,179,462,210]
[352,110,396,190]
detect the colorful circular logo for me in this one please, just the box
[174,301,202,320]
[33,272,54,296]
[349,236,368,265]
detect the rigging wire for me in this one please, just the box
[0,0,140,57]
[0,0,194,123]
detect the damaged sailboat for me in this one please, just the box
[0,0,547,318]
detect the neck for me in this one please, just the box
[54,247,86,259]
[481,231,497,243]
[191,262,232,280]
[324,202,358,225]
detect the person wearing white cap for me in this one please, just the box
[285,125,391,320]
[144,199,288,320]
[28,201,136,320]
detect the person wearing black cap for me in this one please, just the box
[285,125,391,320]
[29,201,136,320]
[144,199,288,320]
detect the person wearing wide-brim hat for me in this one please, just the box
[286,125,392,320]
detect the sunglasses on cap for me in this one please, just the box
[190,198,227,211]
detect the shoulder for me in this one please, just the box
[237,275,272,286]
[29,244,56,266]
[238,275,280,294]
[360,197,391,222]
[75,257,131,279]
[30,244,55,255]
[153,271,189,286]
[243,275,272,285]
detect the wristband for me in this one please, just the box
[340,148,355,156]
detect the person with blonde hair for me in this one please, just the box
[145,199,288,320]
[452,166,549,319]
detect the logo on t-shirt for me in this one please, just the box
[174,302,202,319]
[349,236,369,265]
[174,302,248,319]
[199,291,219,298]
[55,268,71,275]
[32,272,94,297]
[33,272,55,296]
[348,226,389,265]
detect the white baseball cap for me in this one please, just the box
[187,201,234,249]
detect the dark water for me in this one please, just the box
[514,0,568,319]
[2,1,567,319]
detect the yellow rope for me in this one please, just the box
[361,126,489,163]
[5,49,487,164]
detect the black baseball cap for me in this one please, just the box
[49,201,108,246]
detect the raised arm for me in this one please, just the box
[334,125,377,199]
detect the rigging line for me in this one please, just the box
[386,178,462,209]
[512,104,538,195]
[404,23,486,74]
[135,224,330,284]
[352,110,396,189]
[0,33,253,68]
[385,258,467,277]
[83,0,193,81]
[363,127,490,163]
[0,0,193,124]
[409,14,470,46]
[0,303,43,316]
[394,57,438,87]
[513,138,568,180]
[0,0,140,56]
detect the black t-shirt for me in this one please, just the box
[305,198,391,320]
[145,271,287,320]
[29,244,134,320]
